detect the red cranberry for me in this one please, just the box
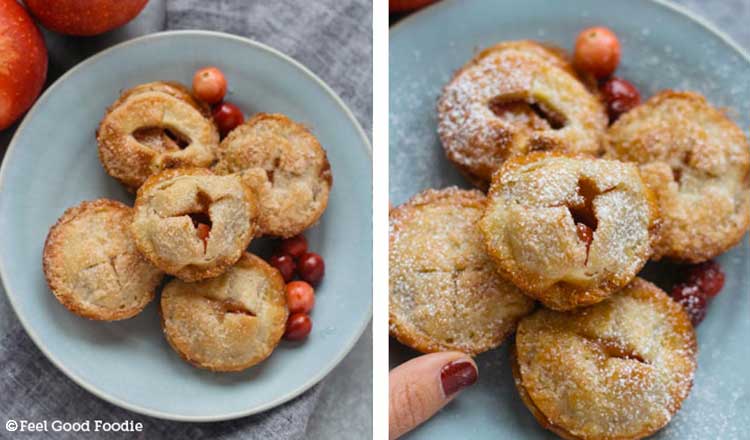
[601,77,641,122]
[269,253,296,283]
[574,26,621,79]
[286,281,315,314]
[212,102,244,136]
[279,235,308,258]
[192,66,227,104]
[671,283,708,326]
[284,313,312,340]
[298,252,325,286]
[687,260,725,298]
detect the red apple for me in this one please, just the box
[25,0,148,36]
[0,0,47,130]
[390,0,437,13]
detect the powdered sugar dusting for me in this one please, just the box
[389,188,534,354]
[435,43,606,187]
[515,280,697,438]
[483,156,653,294]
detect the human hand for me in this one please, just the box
[389,351,478,439]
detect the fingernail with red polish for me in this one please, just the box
[440,360,478,396]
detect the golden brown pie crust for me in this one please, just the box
[43,199,164,320]
[97,81,219,191]
[513,278,697,440]
[131,168,258,282]
[606,90,750,262]
[212,113,332,238]
[480,153,658,311]
[437,41,607,191]
[389,187,535,355]
[160,253,288,372]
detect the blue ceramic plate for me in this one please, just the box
[0,31,371,421]
[390,0,750,438]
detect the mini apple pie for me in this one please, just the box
[131,168,257,282]
[437,40,607,190]
[43,199,164,320]
[390,187,535,355]
[97,81,219,191]
[606,91,750,262]
[513,278,697,440]
[160,253,288,372]
[480,154,657,310]
[212,113,332,238]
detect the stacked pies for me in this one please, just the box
[391,41,750,439]
[43,81,332,372]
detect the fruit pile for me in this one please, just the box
[268,235,326,341]
[0,0,148,130]
[191,67,245,137]
[573,26,641,122]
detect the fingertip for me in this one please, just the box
[440,356,478,397]
[389,351,479,439]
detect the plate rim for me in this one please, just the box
[0,29,372,422]
[390,0,750,66]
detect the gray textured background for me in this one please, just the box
[0,1,371,439]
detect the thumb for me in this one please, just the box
[389,352,478,439]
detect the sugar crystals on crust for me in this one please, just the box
[131,168,258,282]
[606,90,750,262]
[213,113,332,238]
[513,278,697,440]
[43,199,164,320]
[480,154,657,310]
[160,253,288,372]
[390,187,535,355]
[97,81,219,191]
[437,41,607,190]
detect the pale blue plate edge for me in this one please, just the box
[391,0,750,65]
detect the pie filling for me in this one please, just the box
[133,126,191,153]
[489,96,567,130]
[590,336,648,364]
[219,299,256,318]
[186,191,214,252]
[568,177,600,263]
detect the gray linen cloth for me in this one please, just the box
[0,1,371,438]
